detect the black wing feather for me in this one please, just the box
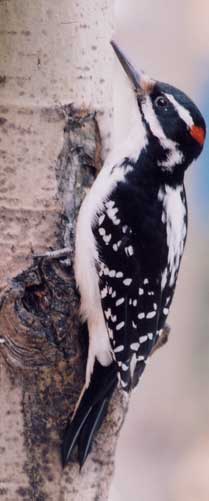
[93,195,165,390]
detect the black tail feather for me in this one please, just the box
[62,361,117,467]
[77,398,110,468]
[77,375,116,467]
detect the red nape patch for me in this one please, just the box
[189,125,205,146]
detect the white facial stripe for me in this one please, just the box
[165,93,194,128]
[142,97,183,170]
[142,96,166,141]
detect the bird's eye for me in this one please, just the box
[154,96,169,108]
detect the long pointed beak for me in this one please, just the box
[111,40,153,95]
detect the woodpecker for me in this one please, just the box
[62,41,206,467]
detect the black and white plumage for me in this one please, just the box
[62,41,206,467]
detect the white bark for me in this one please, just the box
[0,0,113,153]
[0,0,115,287]
[0,2,129,501]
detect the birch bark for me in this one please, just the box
[0,2,128,501]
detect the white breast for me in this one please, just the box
[159,185,187,287]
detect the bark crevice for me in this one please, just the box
[0,107,125,501]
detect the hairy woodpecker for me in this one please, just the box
[62,41,206,467]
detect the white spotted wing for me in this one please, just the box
[92,197,169,391]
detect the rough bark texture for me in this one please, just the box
[0,2,118,499]
[0,107,127,501]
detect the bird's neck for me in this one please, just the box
[132,130,186,188]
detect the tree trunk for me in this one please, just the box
[0,2,129,500]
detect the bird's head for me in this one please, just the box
[111,41,206,178]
